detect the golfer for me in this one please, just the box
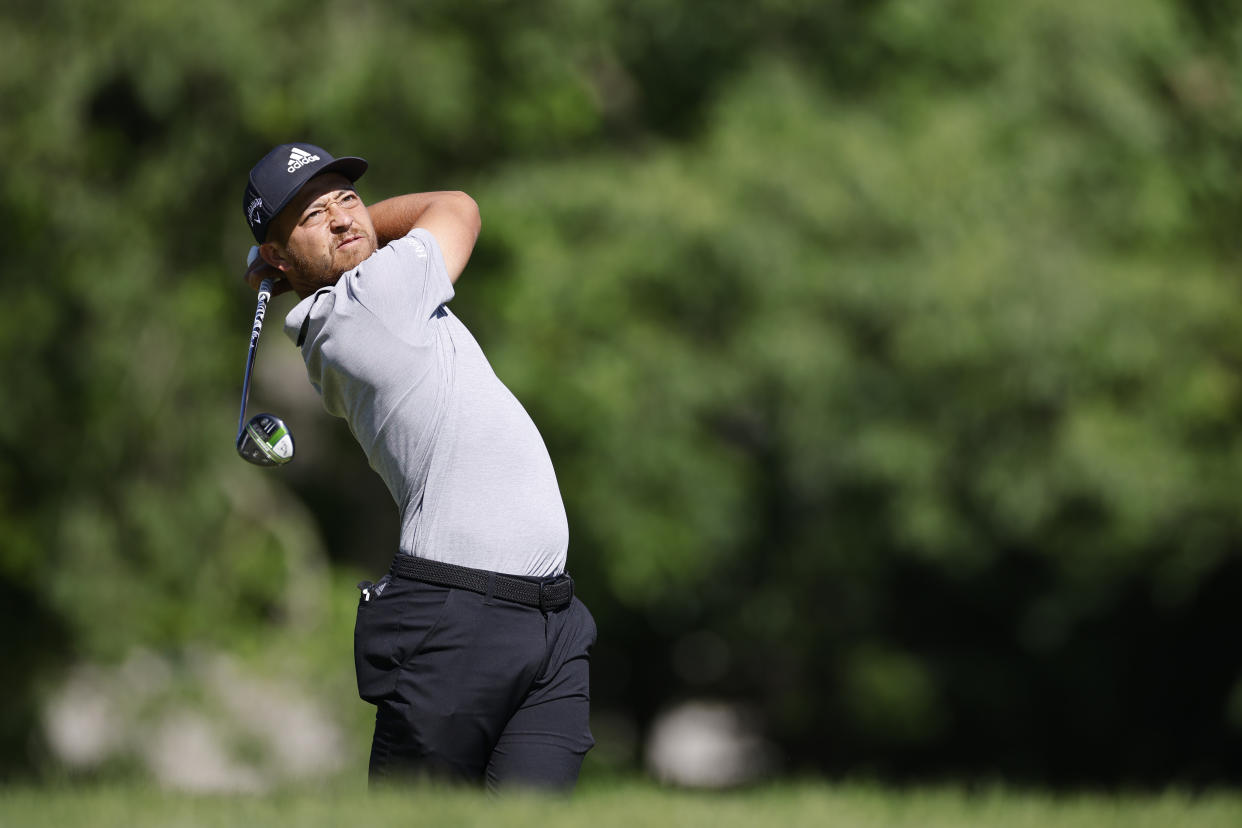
[240,143,596,791]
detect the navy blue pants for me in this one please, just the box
[354,567,596,791]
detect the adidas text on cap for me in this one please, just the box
[243,143,368,242]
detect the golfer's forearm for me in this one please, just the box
[369,192,478,246]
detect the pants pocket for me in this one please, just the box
[355,581,397,704]
[354,578,453,704]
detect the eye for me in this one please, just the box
[341,193,358,204]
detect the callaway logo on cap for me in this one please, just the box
[242,142,368,243]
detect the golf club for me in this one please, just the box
[236,247,295,466]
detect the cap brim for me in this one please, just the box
[318,156,368,184]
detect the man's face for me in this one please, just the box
[262,172,378,297]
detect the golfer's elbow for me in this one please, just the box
[434,192,481,283]
[448,191,481,240]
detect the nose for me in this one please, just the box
[328,201,353,230]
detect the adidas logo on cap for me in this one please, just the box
[287,146,321,173]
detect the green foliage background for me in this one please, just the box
[3,0,1242,785]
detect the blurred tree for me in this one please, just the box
[471,0,1242,781]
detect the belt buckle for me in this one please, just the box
[538,575,572,612]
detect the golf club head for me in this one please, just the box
[236,412,295,466]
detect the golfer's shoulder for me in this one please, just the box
[352,232,455,309]
[385,226,456,273]
[375,224,427,251]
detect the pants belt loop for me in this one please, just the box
[485,571,497,604]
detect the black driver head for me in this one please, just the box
[236,412,295,466]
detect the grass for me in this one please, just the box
[2,776,1240,828]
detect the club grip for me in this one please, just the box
[251,278,274,343]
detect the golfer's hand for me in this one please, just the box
[243,247,291,296]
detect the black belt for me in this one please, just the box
[390,554,574,612]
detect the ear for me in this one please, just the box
[260,242,292,272]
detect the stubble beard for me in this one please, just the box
[286,236,376,294]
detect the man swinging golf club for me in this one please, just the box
[240,143,596,791]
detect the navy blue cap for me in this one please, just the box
[243,143,368,242]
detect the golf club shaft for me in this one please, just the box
[237,277,275,442]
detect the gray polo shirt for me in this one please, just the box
[283,228,568,577]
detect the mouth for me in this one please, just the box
[337,234,365,251]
